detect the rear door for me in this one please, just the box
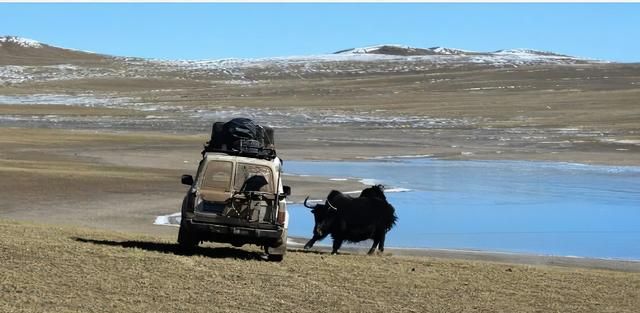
[196,160,234,214]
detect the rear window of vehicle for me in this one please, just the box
[201,161,233,190]
[234,163,274,193]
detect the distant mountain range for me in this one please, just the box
[335,44,574,58]
[1,36,597,64]
[0,36,607,84]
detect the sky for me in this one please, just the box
[1,3,638,62]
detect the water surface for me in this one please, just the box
[285,159,640,260]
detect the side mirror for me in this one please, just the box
[181,174,194,186]
[282,185,292,197]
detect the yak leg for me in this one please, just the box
[368,230,386,255]
[367,239,380,255]
[303,237,317,250]
[331,238,344,255]
[378,233,386,253]
[304,234,325,250]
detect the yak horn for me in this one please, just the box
[303,196,315,209]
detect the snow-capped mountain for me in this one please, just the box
[336,45,440,56]
[429,47,471,55]
[336,44,471,56]
[335,44,579,59]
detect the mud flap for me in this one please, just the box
[266,229,287,261]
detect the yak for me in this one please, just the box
[303,185,397,255]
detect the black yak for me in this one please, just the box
[303,185,397,255]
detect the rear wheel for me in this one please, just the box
[177,219,199,253]
[267,253,284,262]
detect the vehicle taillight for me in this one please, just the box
[192,194,202,213]
[277,209,285,225]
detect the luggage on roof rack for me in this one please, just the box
[202,118,276,160]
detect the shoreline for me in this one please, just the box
[286,236,640,272]
[286,154,640,169]
[282,148,640,168]
[154,207,640,271]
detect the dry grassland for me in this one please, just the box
[1,220,639,313]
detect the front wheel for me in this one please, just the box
[177,219,199,253]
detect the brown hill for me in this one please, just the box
[0,36,112,66]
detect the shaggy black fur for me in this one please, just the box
[303,185,397,255]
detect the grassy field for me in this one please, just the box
[1,219,639,313]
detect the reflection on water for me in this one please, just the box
[285,159,640,260]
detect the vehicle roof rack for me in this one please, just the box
[201,118,277,160]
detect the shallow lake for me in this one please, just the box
[284,159,640,260]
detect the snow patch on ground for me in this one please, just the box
[189,107,474,129]
[385,188,412,193]
[601,139,640,145]
[0,65,117,85]
[360,154,434,160]
[463,85,530,91]
[153,212,181,227]
[359,178,382,185]
[0,93,135,107]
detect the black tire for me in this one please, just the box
[177,219,198,253]
[267,253,284,262]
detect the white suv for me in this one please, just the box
[178,153,289,261]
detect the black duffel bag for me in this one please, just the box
[203,118,275,159]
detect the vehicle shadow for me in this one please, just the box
[73,237,267,261]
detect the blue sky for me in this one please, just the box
[1,3,638,62]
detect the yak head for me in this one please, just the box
[304,195,338,237]
[359,184,386,200]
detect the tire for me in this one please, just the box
[177,219,198,253]
[267,254,284,262]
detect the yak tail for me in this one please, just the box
[385,203,398,232]
[386,212,398,232]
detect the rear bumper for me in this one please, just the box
[184,218,284,247]
[189,219,282,239]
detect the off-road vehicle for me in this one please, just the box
[178,118,289,261]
